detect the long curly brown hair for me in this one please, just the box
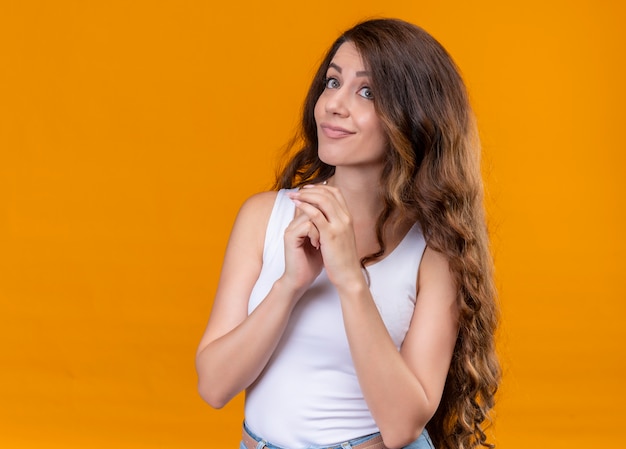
[273,18,500,449]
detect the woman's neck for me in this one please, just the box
[327,167,412,261]
[326,167,383,223]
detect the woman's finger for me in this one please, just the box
[289,187,344,226]
[286,208,321,249]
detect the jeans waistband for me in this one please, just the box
[241,422,387,449]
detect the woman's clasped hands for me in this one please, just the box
[285,184,364,292]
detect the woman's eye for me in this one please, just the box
[358,87,374,100]
[324,77,340,89]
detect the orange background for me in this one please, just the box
[1,1,624,448]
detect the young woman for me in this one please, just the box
[196,18,499,449]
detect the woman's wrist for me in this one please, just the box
[273,276,309,305]
[333,271,370,299]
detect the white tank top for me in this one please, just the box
[245,189,427,448]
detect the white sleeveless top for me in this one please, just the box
[245,189,427,448]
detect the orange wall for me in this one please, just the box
[1,1,624,448]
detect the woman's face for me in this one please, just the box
[314,42,387,171]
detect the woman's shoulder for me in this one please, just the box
[235,190,279,225]
[233,190,297,255]
[225,191,280,258]
[241,190,279,209]
[238,188,298,215]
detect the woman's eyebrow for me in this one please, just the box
[328,62,370,77]
[328,62,342,73]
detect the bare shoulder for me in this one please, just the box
[419,246,452,275]
[229,190,279,251]
[232,190,278,240]
[416,246,456,302]
[238,190,278,217]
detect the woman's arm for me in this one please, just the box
[289,186,458,449]
[195,191,324,408]
[339,247,458,449]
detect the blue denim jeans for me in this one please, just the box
[240,422,435,449]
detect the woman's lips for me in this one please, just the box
[319,123,356,139]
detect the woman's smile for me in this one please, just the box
[319,123,356,139]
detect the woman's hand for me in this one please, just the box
[281,205,324,296]
[287,185,364,289]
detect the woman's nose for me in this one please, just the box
[324,89,349,116]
